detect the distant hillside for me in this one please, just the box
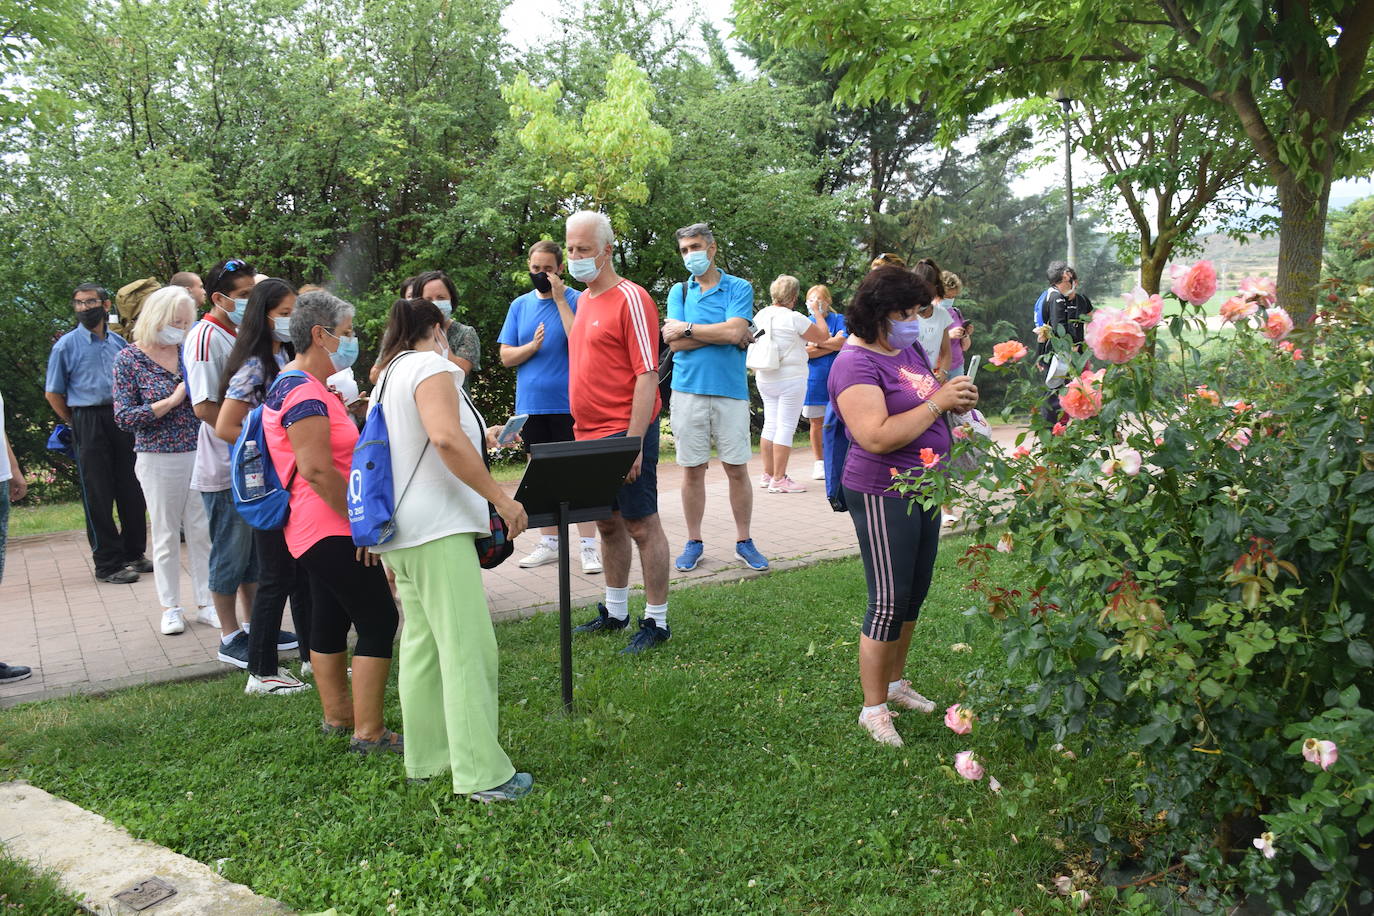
[1196,233,1280,281]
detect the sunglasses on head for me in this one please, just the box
[224,259,248,272]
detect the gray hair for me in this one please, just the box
[1046,261,1073,285]
[769,274,799,306]
[675,222,714,246]
[290,289,355,353]
[566,211,614,249]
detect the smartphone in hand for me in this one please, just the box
[496,414,529,446]
[965,354,980,383]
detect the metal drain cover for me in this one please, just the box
[113,877,177,911]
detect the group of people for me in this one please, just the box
[0,211,1024,787]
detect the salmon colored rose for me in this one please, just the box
[1219,296,1259,323]
[1084,308,1147,364]
[989,340,1028,366]
[1170,260,1218,306]
[1262,307,1294,341]
[919,447,939,468]
[1060,369,1105,420]
[1239,276,1277,307]
[1122,287,1164,329]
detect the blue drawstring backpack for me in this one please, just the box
[823,401,850,512]
[348,352,425,547]
[230,370,305,530]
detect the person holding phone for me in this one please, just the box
[942,272,973,376]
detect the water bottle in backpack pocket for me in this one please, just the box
[230,371,306,530]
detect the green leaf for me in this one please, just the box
[1347,640,1374,668]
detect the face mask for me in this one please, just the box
[530,271,553,294]
[886,317,923,350]
[568,255,601,284]
[156,326,186,346]
[683,250,712,276]
[433,300,453,319]
[434,329,450,359]
[324,329,359,371]
[218,294,248,325]
[77,308,105,329]
[272,316,292,343]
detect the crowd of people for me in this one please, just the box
[0,211,1115,789]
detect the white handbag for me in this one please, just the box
[745,311,782,370]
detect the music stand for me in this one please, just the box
[514,436,642,712]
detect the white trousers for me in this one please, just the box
[134,451,211,611]
[755,375,807,445]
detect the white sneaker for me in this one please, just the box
[518,542,559,568]
[859,707,904,747]
[160,607,186,635]
[194,605,218,627]
[812,459,826,480]
[887,679,936,713]
[300,661,313,678]
[942,513,960,527]
[245,669,313,696]
[581,544,602,574]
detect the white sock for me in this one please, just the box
[241,622,250,633]
[862,703,888,718]
[541,534,558,548]
[887,679,906,694]
[604,586,630,621]
[644,602,668,627]
[221,628,243,645]
[580,537,597,548]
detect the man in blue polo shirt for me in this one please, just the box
[45,283,149,584]
[498,239,602,574]
[661,222,769,572]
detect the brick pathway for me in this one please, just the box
[0,427,1026,707]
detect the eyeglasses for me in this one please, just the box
[72,298,103,307]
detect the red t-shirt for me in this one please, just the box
[568,279,661,439]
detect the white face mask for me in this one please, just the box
[433,300,453,319]
[568,254,602,283]
[156,326,186,346]
[434,328,450,359]
[271,316,292,343]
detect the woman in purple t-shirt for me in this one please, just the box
[827,266,979,748]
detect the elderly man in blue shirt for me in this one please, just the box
[45,283,149,584]
[661,222,769,572]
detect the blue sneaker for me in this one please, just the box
[675,539,705,571]
[276,629,299,651]
[621,617,671,655]
[470,772,534,803]
[734,538,769,570]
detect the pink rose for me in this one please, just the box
[1122,287,1164,329]
[1302,738,1338,770]
[1012,445,1031,459]
[1219,296,1259,323]
[990,340,1028,366]
[1084,308,1147,364]
[920,447,939,468]
[944,704,975,735]
[1253,832,1277,859]
[952,425,969,440]
[954,750,984,781]
[996,532,1014,554]
[1060,369,1105,420]
[1052,420,1068,436]
[1239,276,1277,307]
[1228,428,1251,451]
[1169,260,1218,306]
[1261,307,1293,341]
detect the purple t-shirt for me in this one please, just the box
[827,342,952,496]
[947,304,967,373]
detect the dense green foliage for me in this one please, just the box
[1325,196,1374,285]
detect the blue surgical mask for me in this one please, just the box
[569,255,601,283]
[272,316,292,343]
[683,250,711,276]
[219,295,248,325]
[433,300,453,319]
[156,326,186,346]
[324,329,359,371]
[887,317,923,350]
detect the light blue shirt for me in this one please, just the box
[497,288,580,415]
[45,323,128,407]
[667,270,754,400]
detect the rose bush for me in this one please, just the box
[906,276,1374,910]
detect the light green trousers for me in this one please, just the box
[386,533,515,794]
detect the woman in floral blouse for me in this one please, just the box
[113,286,211,637]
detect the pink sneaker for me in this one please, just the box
[887,679,935,713]
[768,475,807,494]
[759,473,773,489]
[859,707,903,746]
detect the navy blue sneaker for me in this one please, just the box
[217,631,250,669]
[276,629,299,651]
[734,538,769,570]
[675,539,704,571]
[620,617,671,655]
[573,603,631,634]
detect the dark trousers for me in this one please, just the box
[298,536,398,658]
[71,405,147,577]
[247,527,313,676]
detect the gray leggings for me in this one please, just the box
[843,487,941,642]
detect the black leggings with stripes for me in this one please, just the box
[843,487,941,642]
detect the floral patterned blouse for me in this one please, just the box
[113,346,198,453]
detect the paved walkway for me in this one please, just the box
[1,428,1026,707]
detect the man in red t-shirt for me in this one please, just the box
[564,211,671,654]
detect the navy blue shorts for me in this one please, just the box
[602,419,659,521]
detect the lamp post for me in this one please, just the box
[1055,89,1076,268]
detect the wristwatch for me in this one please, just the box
[683,324,694,338]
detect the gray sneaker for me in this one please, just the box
[470,772,533,803]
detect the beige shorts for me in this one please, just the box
[670,391,752,467]
[800,404,827,420]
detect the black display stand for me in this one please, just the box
[514,436,642,712]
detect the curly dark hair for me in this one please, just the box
[846,267,934,343]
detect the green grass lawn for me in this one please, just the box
[6,499,87,538]
[0,540,1144,915]
[0,854,88,914]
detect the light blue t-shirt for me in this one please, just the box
[497,288,580,415]
[667,270,754,400]
[45,324,128,407]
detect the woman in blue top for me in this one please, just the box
[801,285,847,481]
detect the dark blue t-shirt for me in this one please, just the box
[804,311,847,405]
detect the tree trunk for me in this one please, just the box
[1140,246,1168,295]
[1274,177,1330,323]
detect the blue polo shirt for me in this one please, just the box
[667,270,754,400]
[497,288,580,415]
[45,324,128,407]
[805,311,848,405]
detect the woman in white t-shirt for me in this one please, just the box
[369,298,533,803]
[752,275,829,494]
[912,259,954,379]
